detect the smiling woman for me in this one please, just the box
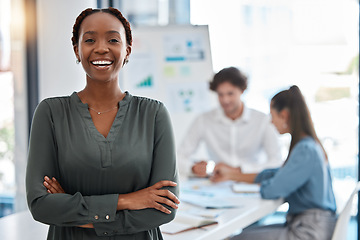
[73,10,131,89]
[25,7,179,240]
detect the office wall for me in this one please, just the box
[13,0,97,212]
[36,2,218,147]
[121,25,216,145]
[37,0,97,100]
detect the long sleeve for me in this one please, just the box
[259,146,315,200]
[177,115,204,177]
[176,107,284,176]
[92,103,179,236]
[26,100,119,228]
[26,93,179,239]
[261,121,283,169]
[254,168,279,183]
[258,138,336,214]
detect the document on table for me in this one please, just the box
[180,179,244,209]
[180,192,241,209]
[232,182,260,193]
[185,207,223,219]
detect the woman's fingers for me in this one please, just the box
[155,192,179,210]
[51,177,65,193]
[152,180,177,189]
[43,176,65,194]
[149,181,180,209]
[154,202,172,214]
[118,180,180,213]
[156,189,180,205]
[43,177,56,193]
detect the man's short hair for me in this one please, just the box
[209,67,248,92]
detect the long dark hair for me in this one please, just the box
[271,85,328,161]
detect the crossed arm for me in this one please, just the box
[28,101,180,234]
[43,176,180,228]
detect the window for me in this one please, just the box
[0,0,15,217]
[191,0,359,219]
[0,0,26,217]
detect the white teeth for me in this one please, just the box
[92,60,112,65]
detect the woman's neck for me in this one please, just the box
[78,84,125,108]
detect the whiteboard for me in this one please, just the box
[121,25,217,145]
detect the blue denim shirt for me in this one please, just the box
[255,137,336,215]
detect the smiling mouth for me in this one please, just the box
[91,60,114,67]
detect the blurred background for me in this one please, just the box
[0,0,358,238]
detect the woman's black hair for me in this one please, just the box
[71,7,132,47]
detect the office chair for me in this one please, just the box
[331,181,360,240]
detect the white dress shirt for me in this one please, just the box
[177,105,283,177]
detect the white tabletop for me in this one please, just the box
[0,179,283,240]
[0,210,48,240]
[161,179,283,240]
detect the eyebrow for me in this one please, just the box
[107,30,121,35]
[83,31,96,36]
[83,30,121,36]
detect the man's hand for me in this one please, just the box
[210,163,241,182]
[192,161,208,177]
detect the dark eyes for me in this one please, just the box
[84,39,119,43]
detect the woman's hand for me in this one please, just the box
[43,176,93,228]
[44,177,179,220]
[117,180,180,214]
[210,163,241,182]
[43,176,65,194]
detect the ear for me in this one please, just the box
[126,45,132,59]
[73,44,80,61]
[122,46,132,66]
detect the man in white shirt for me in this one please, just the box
[177,67,282,180]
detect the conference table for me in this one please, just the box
[161,178,284,240]
[0,179,283,240]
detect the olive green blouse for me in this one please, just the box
[26,92,179,240]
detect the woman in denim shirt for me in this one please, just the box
[213,85,337,240]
